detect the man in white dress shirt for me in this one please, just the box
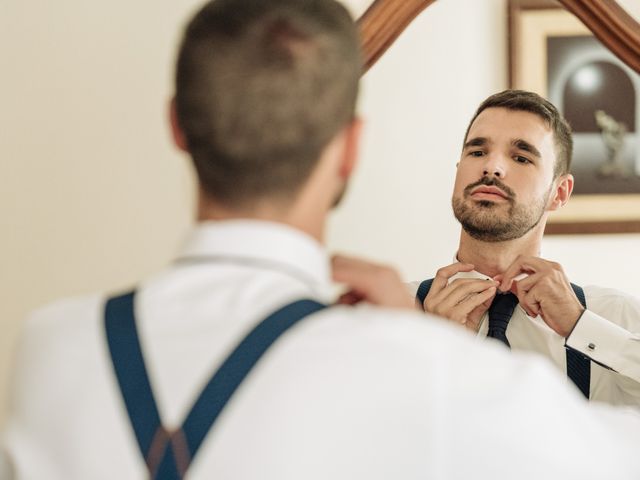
[415,89,640,406]
[2,2,640,480]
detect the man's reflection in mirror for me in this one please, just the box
[413,90,640,407]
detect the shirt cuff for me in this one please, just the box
[565,309,633,372]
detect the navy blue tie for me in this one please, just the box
[487,293,519,348]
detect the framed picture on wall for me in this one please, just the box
[509,1,640,234]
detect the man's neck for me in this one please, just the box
[197,194,326,243]
[456,230,542,278]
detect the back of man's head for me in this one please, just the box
[174,0,361,209]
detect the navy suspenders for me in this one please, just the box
[105,291,327,479]
[565,286,591,398]
[416,278,592,399]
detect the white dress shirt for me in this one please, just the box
[3,221,640,479]
[410,268,640,407]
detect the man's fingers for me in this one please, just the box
[460,287,498,330]
[515,287,541,317]
[331,255,391,295]
[331,254,414,309]
[426,279,497,322]
[336,290,365,305]
[332,255,398,290]
[442,286,496,330]
[331,255,377,282]
[430,262,475,296]
[434,278,498,311]
[511,272,543,296]
[499,256,546,292]
[454,286,497,319]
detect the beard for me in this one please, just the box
[452,177,549,242]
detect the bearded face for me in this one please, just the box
[452,108,564,243]
[452,176,550,242]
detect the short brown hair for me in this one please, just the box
[463,90,573,177]
[175,0,361,207]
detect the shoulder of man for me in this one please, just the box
[13,293,106,382]
[22,293,105,339]
[583,284,639,303]
[308,303,507,367]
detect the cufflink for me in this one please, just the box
[587,343,596,351]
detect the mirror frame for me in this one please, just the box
[357,0,640,73]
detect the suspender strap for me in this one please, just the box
[416,278,434,310]
[105,292,327,479]
[179,298,327,460]
[415,278,591,399]
[105,292,163,463]
[567,283,591,399]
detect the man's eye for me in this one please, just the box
[514,155,531,164]
[469,150,484,157]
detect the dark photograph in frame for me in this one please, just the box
[547,35,639,195]
[509,2,640,233]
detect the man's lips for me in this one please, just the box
[470,186,509,200]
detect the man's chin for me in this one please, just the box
[455,211,513,241]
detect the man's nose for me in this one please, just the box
[482,153,506,178]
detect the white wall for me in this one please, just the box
[1,0,639,424]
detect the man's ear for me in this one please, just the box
[338,117,363,179]
[169,97,188,152]
[548,173,574,211]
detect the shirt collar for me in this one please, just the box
[176,220,332,297]
[451,253,492,282]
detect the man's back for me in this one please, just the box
[3,221,640,479]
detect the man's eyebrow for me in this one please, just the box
[463,137,487,149]
[513,139,541,158]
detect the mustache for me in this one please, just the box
[463,177,515,199]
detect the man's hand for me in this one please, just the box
[498,255,584,337]
[423,262,498,332]
[331,255,415,310]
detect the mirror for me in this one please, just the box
[328,0,640,289]
[346,0,640,234]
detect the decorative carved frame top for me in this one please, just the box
[357,0,640,74]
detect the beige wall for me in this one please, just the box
[1,0,639,424]
[0,0,201,423]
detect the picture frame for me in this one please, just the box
[509,1,640,234]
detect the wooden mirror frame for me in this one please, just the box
[356,0,640,234]
[357,0,640,73]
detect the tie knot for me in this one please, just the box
[489,292,519,320]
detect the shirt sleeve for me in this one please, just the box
[1,295,106,479]
[1,310,57,480]
[566,286,640,385]
[566,309,640,382]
